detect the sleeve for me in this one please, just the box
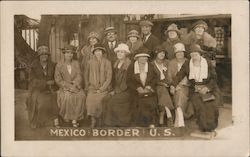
[72,61,82,87]
[172,61,189,87]
[84,60,90,90]
[29,67,47,91]
[54,63,71,89]
[206,60,218,91]
[99,60,112,92]
[126,64,142,91]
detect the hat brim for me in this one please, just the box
[92,47,106,54]
[134,53,150,59]
[105,30,118,35]
[127,34,140,39]
[164,29,180,35]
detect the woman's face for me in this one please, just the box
[141,25,151,35]
[168,31,178,39]
[94,49,103,58]
[39,54,49,62]
[175,51,184,60]
[129,36,138,43]
[89,37,98,46]
[137,56,148,64]
[116,50,126,60]
[156,51,165,60]
[194,26,205,36]
[190,52,201,60]
[64,51,74,61]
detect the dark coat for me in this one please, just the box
[127,61,158,126]
[26,60,58,127]
[161,38,181,60]
[103,40,120,65]
[172,58,220,131]
[143,34,160,58]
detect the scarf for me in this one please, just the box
[134,61,148,74]
[189,56,208,82]
[154,61,167,80]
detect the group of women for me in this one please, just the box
[26,20,222,133]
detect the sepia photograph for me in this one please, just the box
[1,1,249,157]
[14,14,232,140]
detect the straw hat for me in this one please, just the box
[164,23,180,35]
[134,46,150,59]
[87,31,100,42]
[139,20,154,27]
[104,27,118,35]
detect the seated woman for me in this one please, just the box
[26,46,59,128]
[55,45,86,128]
[84,44,112,128]
[170,44,220,132]
[167,43,190,128]
[152,45,174,127]
[104,43,132,127]
[127,46,157,128]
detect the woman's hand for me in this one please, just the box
[170,85,175,95]
[109,91,115,96]
[136,87,145,94]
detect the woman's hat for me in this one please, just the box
[173,43,186,53]
[154,45,166,54]
[37,45,50,56]
[192,20,208,31]
[139,20,154,27]
[190,44,204,54]
[164,23,180,35]
[114,43,130,54]
[92,43,106,54]
[134,46,150,59]
[127,30,140,39]
[104,27,118,36]
[61,44,76,53]
[87,31,100,42]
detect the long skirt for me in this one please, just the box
[57,89,86,121]
[26,90,58,127]
[134,95,157,127]
[190,92,219,132]
[156,85,174,111]
[86,91,108,118]
[104,91,132,127]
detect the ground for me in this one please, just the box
[15,89,232,140]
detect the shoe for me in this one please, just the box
[72,122,79,128]
[54,119,60,128]
[149,124,155,128]
[167,118,174,127]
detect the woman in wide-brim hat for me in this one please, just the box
[127,46,158,127]
[167,43,190,129]
[126,30,143,58]
[26,45,59,128]
[170,43,221,133]
[55,44,86,128]
[84,43,112,128]
[104,43,132,127]
[151,45,174,127]
[162,23,182,60]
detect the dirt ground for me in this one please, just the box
[15,89,232,140]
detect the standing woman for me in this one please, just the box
[127,46,157,127]
[26,46,59,128]
[152,45,174,127]
[104,43,132,127]
[126,30,143,58]
[55,45,86,127]
[170,44,220,132]
[167,43,190,128]
[84,44,112,127]
[78,32,100,72]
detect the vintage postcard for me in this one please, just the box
[1,1,249,157]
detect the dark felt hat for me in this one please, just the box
[192,20,208,31]
[61,44,76,53]
[134,46,150,59]
[92,43,106,54]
